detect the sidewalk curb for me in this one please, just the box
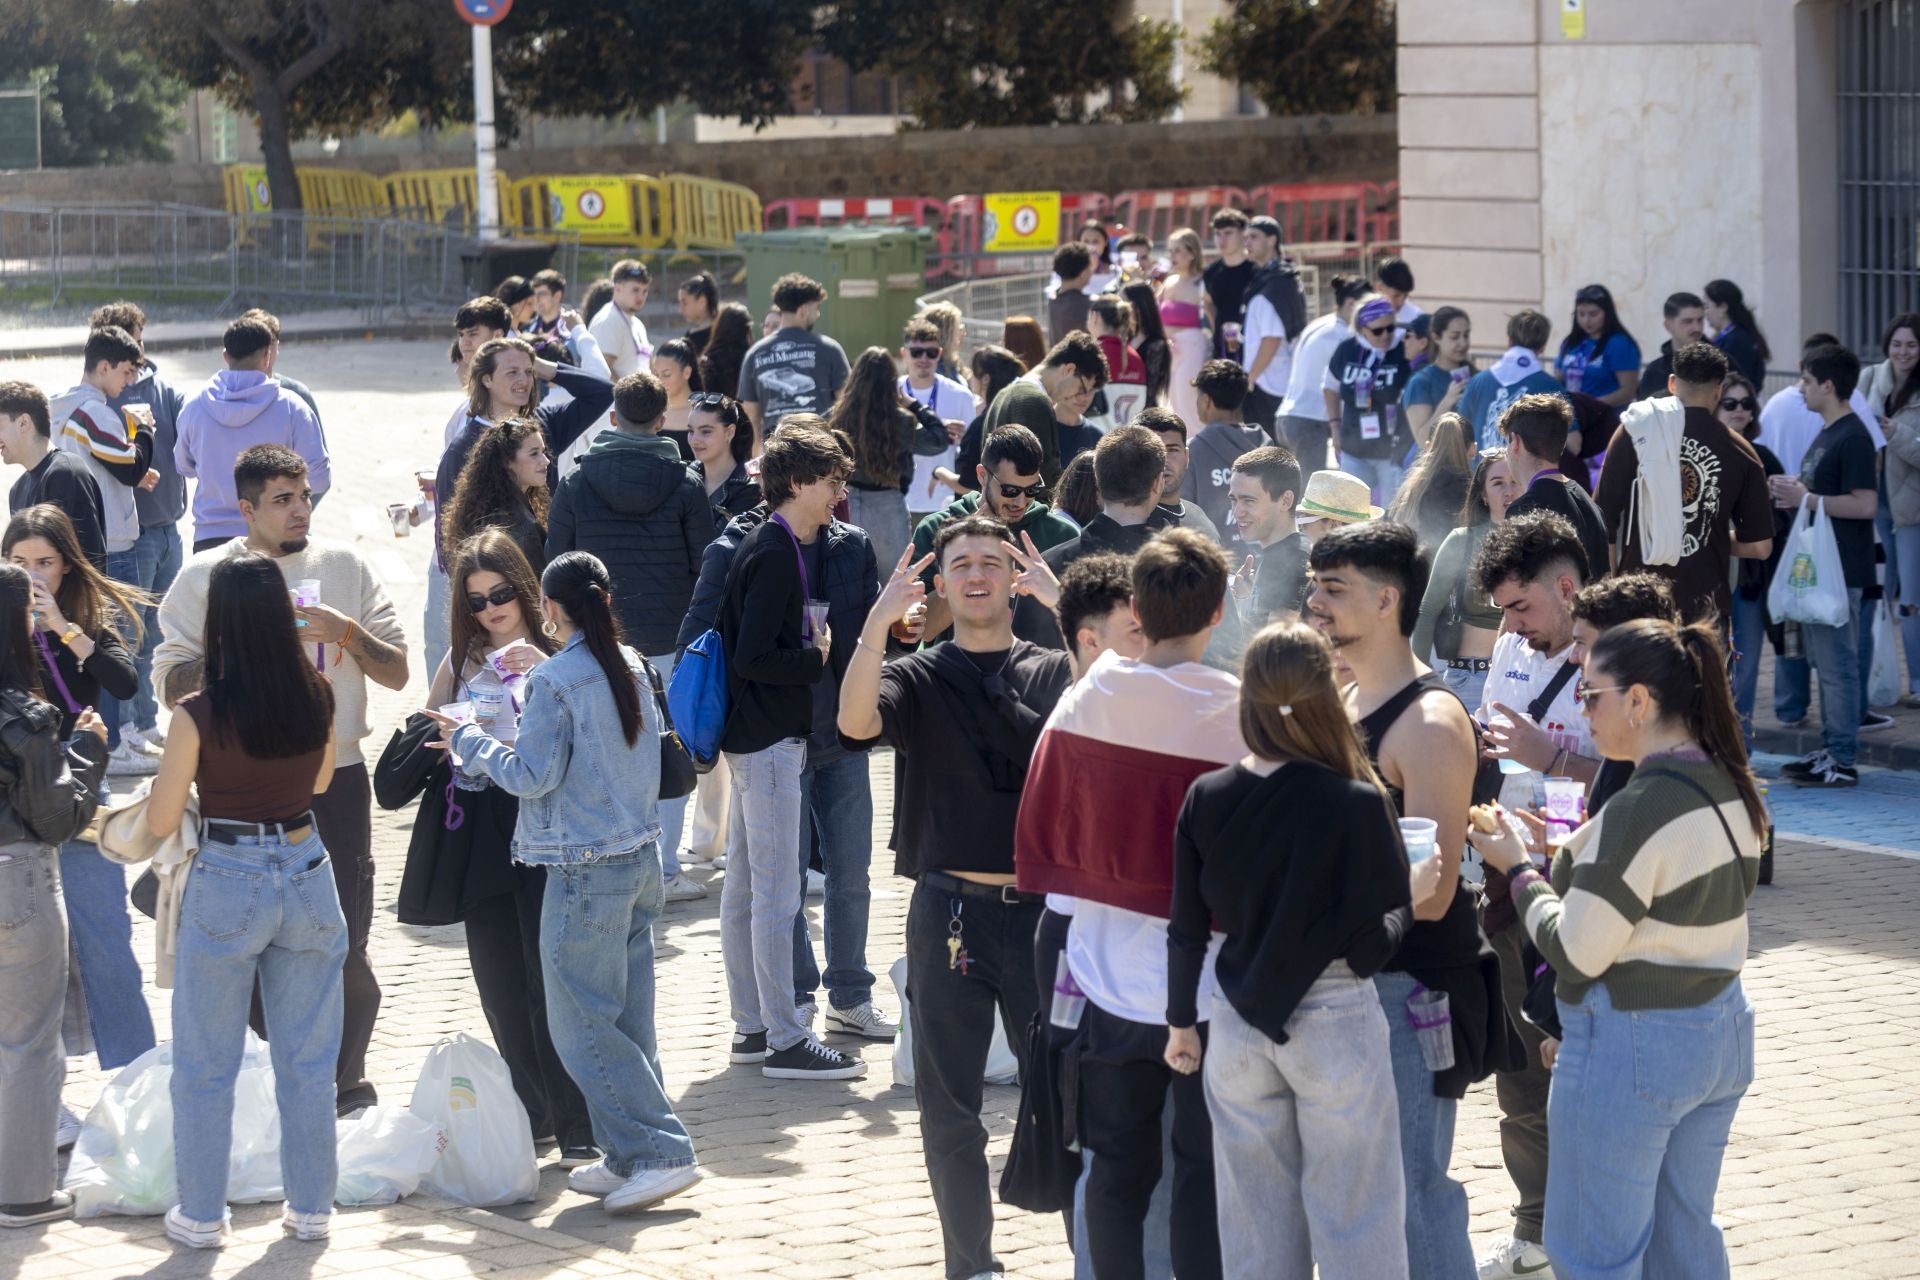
[1752,724,1920,772]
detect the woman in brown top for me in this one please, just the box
[145,552,340,1251]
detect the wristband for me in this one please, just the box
[1509,866,1546,893]
[855,635,886,657]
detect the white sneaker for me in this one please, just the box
[567,1158,627,1197]
[282,1207,330,1241]
[663,872,708,902]
[603,1163,702,1214]
[106,741,161,776]
[710,854,728,870]
[797,1001,818,1031]
[805,869,826,897]
[124,725,167,756]
[164,1205,229,1249]
[56,1104,82,1152]
[825,1001,897,1041]
[1477,1234,1557,1279]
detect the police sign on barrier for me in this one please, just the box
[982,192,1061,254]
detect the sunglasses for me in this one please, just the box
[466,584,518,613]
[1363,325,1395,338]
[690,392,732,409]
[1720,396,1757,413]
[997,481,1047,500]
[1573,679,1627,706]
[907,346,941,360]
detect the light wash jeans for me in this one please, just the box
[1729,593,1767,746]
[722,739,809,1052]
[424,550,451,686]
[59,838,157,1069]
[1774,592,1874,724]
[646,651,689,880]
[99,548,140,747]
[1432,649,1490,717]
[1341,455,1407,510]
[687,753,731,861]
[1545,981,1754,1280]
[129,522,183,731]
[1374,969,1477,1280]
[791,751,876,1011]
[1206,968,1409,1280]
[171,830,347,1221]
[0,843,67,1206]
[540,848,696,1177]
[1803,588,1865,766]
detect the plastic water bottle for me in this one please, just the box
[1050,954,1086,1030]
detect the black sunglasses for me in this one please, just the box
[690,392,732,409]
[1720,396,1757,413]
[997,481,1047,500]
[907,345,941,359]
[1364,324,1395,338]
[466,584,518,613]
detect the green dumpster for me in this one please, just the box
[736,227,931,360]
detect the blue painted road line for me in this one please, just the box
[1753,751,1920,857]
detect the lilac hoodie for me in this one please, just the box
[175,370,331,541]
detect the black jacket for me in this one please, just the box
[717,518,829,754]
[547,433,715,655]
[695,463,761,528]
[32,625,136,738]
[0,688,107,846]
[1634,340,1677,402]
[1012,511,1173,647]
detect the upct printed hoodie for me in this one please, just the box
[175,370,332,542]
[50,383,151,554]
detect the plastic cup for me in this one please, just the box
[803,599,831,647]
[1398,817,1439,864]
[1486,713,1532,774]
[387,503,412,537]
[437,701,474,725]
[1405,986,1456,1071]
[416,470,437,503]
[291,579,321,608]
[1543,775,1583,836]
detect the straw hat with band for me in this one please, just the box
[1296,470,1384,525]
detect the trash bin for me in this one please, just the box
[458,238,557,297]
[736,227,932,359]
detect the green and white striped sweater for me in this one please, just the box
[1517,756,1761,1010]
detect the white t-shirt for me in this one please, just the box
[1241,294,1293,398]
[1476,632,1592,809]
[588,302,651,380]
[1756,386,1884,475]
[1069,901,1223,1026]
[901,374,976,514]
[1280,313,1350,419]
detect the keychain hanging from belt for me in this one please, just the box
[946,898,970,974]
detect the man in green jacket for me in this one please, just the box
[982,332,1108,484]
[910,424,1078,639]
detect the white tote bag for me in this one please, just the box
[1768,496,1853,627]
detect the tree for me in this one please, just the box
[817,0,1184,129]
[0,0,185,167]
[1196,0,1394,118]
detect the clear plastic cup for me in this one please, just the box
[1487,712,1531,774]
[803,599,831,647]
[438,701,474,725]
[1398,817,1439,864]
[291,579,321,608]
[1049,953,1086,1030]
[387,503,412,537]
[1405,985,1456,1071]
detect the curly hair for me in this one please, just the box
[828,347,909,490]
[442,418,550,551]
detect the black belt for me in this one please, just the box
[921,870,1044,905]
[204,812,316,846]
[1447,657,1492,672]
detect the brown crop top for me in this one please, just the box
[179,692,327,823]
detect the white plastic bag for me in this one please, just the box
[1768,496,1852,627]
[889,955,1018,1089]
[65,1034,283,1217]
[335,1105,449,1206]
[1870,601,1901,708]
[409,1033,537,1206]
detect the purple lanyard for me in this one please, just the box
[1527,468,1565,490]
[442,778,466,832]
[767,514,816,638]
[33,631,82,715]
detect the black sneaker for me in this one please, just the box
[762,1037,869,1081]
[1861,710,1896,733]
[729,1030,768,1063]
[1780,749,1830,778]
[0,1193,72,1228]
[557,1143,604,1169]
[1790,758,1858,788]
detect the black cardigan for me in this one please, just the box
[34,624,136,738]
[717,518,826,754]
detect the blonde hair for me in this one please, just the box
[920,302,963,359]
[1168,228,1204,274]
[1239,621,1385,794]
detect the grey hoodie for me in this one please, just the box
[175,369,331,542]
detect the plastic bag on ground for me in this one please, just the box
[65,1034,284,1217]
[889,955,1019,1089]
[1869,602,1901,708]
[335,1105,449,1206]
[408,1033,537,1206]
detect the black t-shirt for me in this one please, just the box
[1325,337,1413,460]
[1799,413,1879,590]
[1504,474,1611,582]
[1252,531,1310,624]
[11,450,107,571]
[1202,259,1256,356]
[845,640,1073,878]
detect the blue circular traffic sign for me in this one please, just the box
[454,0,512,25]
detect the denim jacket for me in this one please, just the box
[450,633,661,864]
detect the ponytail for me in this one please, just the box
[541,551,644,747]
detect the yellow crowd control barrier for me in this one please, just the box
[383,168,519,232]
[511,174,669,248]
[661,174,762,251]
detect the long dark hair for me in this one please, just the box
[204,553,333,760]
[1703,279,1771,365]
[1882,311,1920,415]
[0,564,42,697]
[678,271,718,323]
[699,303,754,399]
[1463,445,1510,529]
[1588,618,1765,838]
[443,418,549,550]
[690,392,754,465]
[829,347,908,489]
[970,344,1026,410]
[1079,219,1113,269]
[1122,281,1171,404]
[1057,451,1100,526]
[1560,284,1636,360]
[447,529,554,677]
[542,551,642,747]
[655,337,698,380]
[579,278,614,328]
[3,505,150,646]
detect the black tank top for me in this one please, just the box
[1357,671,1458,817]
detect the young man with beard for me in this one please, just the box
[838,516,1075,1280]
[1138,407,1221,545]
[154,445,409,1116]
[984,332,1109,485]
[1305,520,1493,1280]
[1632,292,1707,401]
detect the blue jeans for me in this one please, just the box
[1803,588,1865,766]
[128,523,182,731]
[540,849,696,1177]
[1545,981,1753,1280]
[1895,525,1920,694]
[1342,455,1406,509]
[790,751,875,1011]
[1432,651,1489,717]
[100,548,140,748]
[647,652,689,880]
[59,838,156,1069]
[1729,593,1766,746]
[171,830,347,1221]
[1373,970,1477,1279]
[1775,591,1876,727]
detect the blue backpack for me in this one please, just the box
[667,628,729,772]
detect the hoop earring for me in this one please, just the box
[541,619,558,639]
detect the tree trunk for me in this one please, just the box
[255,84,302,215]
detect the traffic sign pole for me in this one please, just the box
[471,20,499,240]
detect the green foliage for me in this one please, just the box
[817,0,1185,129]
[1196,0,1395,117]
[0,0,186,167]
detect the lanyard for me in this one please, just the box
[33,630,82,714]
[768,514,815,637]
[1527,468,1565,490]
[900,376,937,417]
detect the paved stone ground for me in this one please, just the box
[3,341,1919,1279]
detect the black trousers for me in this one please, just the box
[1080,1001,1222,1280]
[465,865,592,1149]
[1491,924,1550,1243]
[248,763,381,1111]
[907,878,1045,1280]
[1277,414,1332,480]
[1242,387,1283,438]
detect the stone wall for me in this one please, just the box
[0,114,1395,211]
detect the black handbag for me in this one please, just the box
[374,712,445,811]
[644,657,697,801]
[998,1013,1083,1213]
